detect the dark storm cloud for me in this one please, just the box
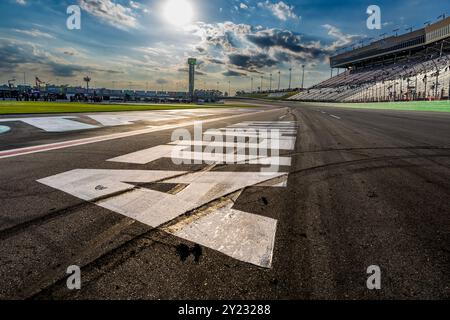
[177,68,206,76]
[247,29,327,60]
[47,62,91,77]
[222,70,247,77]
[156,78,169,85]
[196,22,360,74]
[228,53,277,71]
[206,58,225,65]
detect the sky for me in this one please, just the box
[0,0,448,93]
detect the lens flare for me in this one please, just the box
[163,0,194,27]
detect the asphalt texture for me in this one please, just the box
[0,100,449,300]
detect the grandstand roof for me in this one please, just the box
[330,17,450,68]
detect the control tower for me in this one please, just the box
[188,58,196,101]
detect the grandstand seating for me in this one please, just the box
[290,16,450,103]
[289,53,450,102]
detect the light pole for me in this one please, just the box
[288,67,292,89]
[251,77,253,93]
[269,73,273,91]
[278,71,281,91]
[228,80,231,97]
[83,76,91,94]
[260,76,263,92]
[301,65,305,90]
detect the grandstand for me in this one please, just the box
[290,16,450,102]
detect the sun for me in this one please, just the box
[163,0,194,27]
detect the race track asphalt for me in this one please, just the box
[0,100,449,300]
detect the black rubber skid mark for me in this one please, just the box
[176,243,203,263]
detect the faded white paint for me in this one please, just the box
[0,109,266,133]
[87,114,189,126]
[0,117,98,132]
[171,199,277,268]
[1,108,280,159]
[38,169,286,267]
[38,169,286,228]
[35,117,296,268]
[0,125,10,134]
[169,139,295,150]
[109,146,291,166]
[204,130,296,140]
[109,145,189,164]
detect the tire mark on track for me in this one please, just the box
[0,202,91,241]
[25,170,286,299]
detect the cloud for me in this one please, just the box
[223,70,247,77]
[0,39,120,77]
[189,20,361,76]
[13,28,54,38]
[323,24,361,50]
[15,0,26,5]
[129,0,149,14]
[240,3,249,10]
[156,78,169,85]
[79,0,138,30]
[257,1,299,21]
[228,53,277,71]
[191,22,335,73]
[177,68,206,76]
[206,58,225,65]
[56,47,82,56]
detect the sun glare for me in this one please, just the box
[163,0,194,27]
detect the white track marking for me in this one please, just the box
[38,169,182,201]
[170,198,277,268]
[37,117,295,268]
[38,170,287,226]
[0,117,98,132]
[109,142,293,166]
[172,152,291,166]
[87,114,184,126]
[0,110,233,133]
[0,109,280,159]
[329,114,341,120]
[109,120,297,165]
[109,145,189,164]
[169,139,296,150]
[204,130,296,140]
[111,148,291,166]
[0,125,10,134]
[38,169,285,267]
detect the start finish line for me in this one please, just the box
[37,121,298,268]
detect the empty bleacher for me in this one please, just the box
[290,17,450,103]
[289,53,450,102]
